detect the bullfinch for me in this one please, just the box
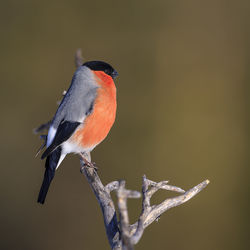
[37,61,118,204]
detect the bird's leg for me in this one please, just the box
[80,152,98,171]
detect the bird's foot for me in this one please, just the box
[80,154,98,171]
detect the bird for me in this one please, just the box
[37,60,118,204]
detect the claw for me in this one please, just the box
[80,153,98,171]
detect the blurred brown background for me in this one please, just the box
[0,0,249,249]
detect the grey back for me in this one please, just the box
[52,66,99,129]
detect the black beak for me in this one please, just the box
[112,70,118,79]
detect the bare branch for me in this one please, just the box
[150,180,209,219]
[33,120,52,134]
[130,179,210,235]
[75,48,84,68]
[129,176,149,245]
[117,180,134,250]
[116,181,141,250]
[147,179,185,195]
[105,181,119,194]
[80,154,121,250]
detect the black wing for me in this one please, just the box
[41,120,81,159]
[38,146,62,204]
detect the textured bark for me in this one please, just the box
[79,158,209,249]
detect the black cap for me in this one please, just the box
[83,61,118,79]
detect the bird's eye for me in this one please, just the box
[104,69,109,74]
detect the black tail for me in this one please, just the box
[37,147,62,204]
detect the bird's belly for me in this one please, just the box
[61,140,94,155]
[72,88,116,150]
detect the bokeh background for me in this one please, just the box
[1,0,249,249]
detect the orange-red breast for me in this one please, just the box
[37,61,118,204]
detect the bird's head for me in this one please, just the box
[83,61,118,79]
